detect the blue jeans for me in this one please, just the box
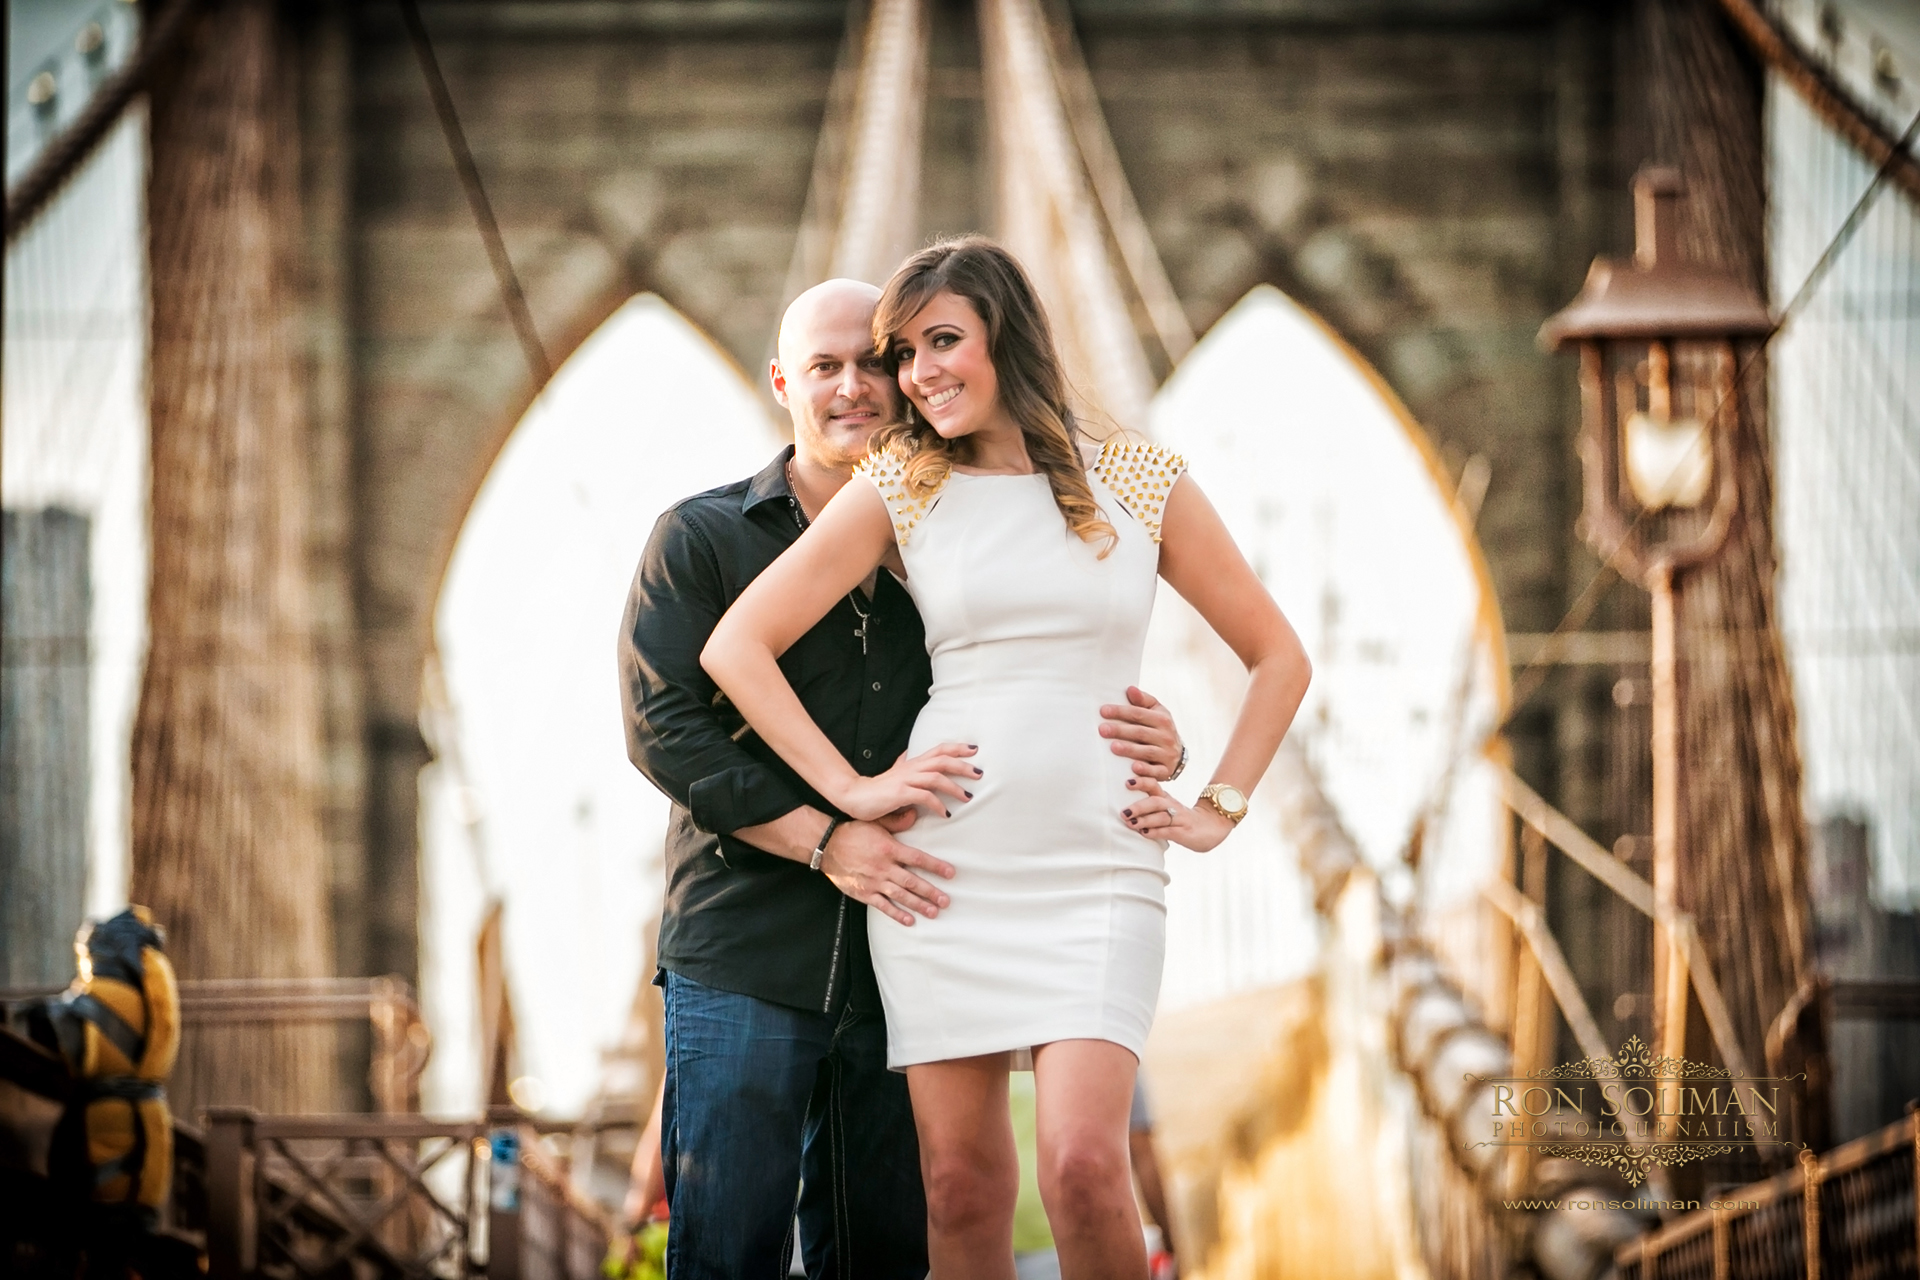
[661,971,927,1279]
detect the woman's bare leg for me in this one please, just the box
[1032,1040,1148,1280]
[906,1054,1019,1279]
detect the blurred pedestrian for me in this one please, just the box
[1129,1078,1180,1278]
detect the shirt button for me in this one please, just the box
[871,681,882,691]
[861,748,873,759]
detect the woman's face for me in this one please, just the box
[892,290,1003,441]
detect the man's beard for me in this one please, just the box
[811,403,890,463]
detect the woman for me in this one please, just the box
[702,237,1311,1279]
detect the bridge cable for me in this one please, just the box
[396,0,553,385]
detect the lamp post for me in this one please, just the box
[1540,167,1773,1068]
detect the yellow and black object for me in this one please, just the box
[13,906,181,1223]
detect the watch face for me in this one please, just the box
[1215,785,1247,814]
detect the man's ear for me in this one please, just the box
[769,358,790,408]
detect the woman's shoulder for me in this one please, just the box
[852,446,904,486]
[855,444,946,545]
[1091,436,1188,544]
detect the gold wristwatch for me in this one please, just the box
[1197,782,1249,826]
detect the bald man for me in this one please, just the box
[619,281,1185,1278]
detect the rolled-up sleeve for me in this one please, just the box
[619,507,804,835]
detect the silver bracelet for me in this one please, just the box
[1167,743,1189,781]
[809,817,842,872]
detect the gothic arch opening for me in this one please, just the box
[1139,285,1510,1267]
[1145,283,1509,1013]
[418,294,778,1116]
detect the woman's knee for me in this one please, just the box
[922,1147,1016,1233]
[1039,1135,1130,1218]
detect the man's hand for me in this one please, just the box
[1100,685,1184,780]
[822,819,955,927]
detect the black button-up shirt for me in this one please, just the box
[619,446,932,1015]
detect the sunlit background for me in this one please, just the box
[6,0,1918,1271]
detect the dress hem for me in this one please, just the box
[886,1030,1145,1073]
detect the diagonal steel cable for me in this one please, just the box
[397,0,552,385]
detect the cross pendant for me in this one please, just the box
[854,615,869,655]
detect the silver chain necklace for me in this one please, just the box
[787,457,872,655]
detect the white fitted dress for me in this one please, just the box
[854,440,1186,1069]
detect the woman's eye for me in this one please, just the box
[895,347,914,363]
[932,333,956,348]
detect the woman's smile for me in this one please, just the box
[893,289,1013,443]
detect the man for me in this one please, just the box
[619,279,1186,1278]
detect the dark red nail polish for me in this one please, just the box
[1123,808,1133,817]
[964,790,973,799]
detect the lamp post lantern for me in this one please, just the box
[1540,166,1773,1068]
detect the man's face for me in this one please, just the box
[771,285,898,467]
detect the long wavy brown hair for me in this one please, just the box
[870,236,1116,555]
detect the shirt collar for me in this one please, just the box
[743,444,798,515]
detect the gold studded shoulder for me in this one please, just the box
[854,450,943,546]
[1092,438,1188,543]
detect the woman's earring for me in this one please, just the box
[905,403,917,426]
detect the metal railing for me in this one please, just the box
[510,1134,617,1280]
[1,975,433,1114]
[178,977,433,1114]
[205,1109,483,1278]
[202,1108,611,1280]
[1616,1109,1920,1279]
[1495,768,1755,1081]
[7,977,614,1276]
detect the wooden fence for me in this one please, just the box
[1617,1109,1919,1279]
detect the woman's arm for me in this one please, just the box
[1124,474,1312,852]
[701,477,979,821]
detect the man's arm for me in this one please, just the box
[735,804,951,927]
[619,506,952,922]
[621,505,806,832]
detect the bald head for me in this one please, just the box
[777,278,883,370]
[771,278,895,470]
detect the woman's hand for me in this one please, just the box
[1121,777,1236,852]
[836,743,981,822]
